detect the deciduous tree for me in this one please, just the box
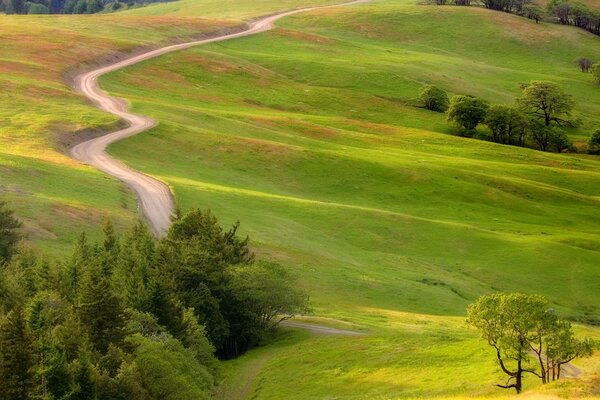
[418,85,449,112]
[518,81,574,127]
[447,95,489,133]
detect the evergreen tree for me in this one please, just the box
[0,201,22,263]
[78,277,126,353]
[0,305,35,400]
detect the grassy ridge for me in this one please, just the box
[99,2,600,396]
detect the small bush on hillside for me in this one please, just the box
[27,2,48,13]
[447,95,489,133]
[418,85,449,112]
[588,129,600,154]
[575,57,594,73]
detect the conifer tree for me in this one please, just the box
[78,277,126,353]
[0,305,35,400]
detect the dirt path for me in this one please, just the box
[69,0,370,236]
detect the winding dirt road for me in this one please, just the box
[70,0,369,237]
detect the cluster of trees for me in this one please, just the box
[547,0,600,36]
[432,0,600,36]
[418,81,595,153]
[0,0,167,15]
[468,293,596,394]
[0,202,309,399]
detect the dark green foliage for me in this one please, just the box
[484,104,527,146]
[130,335,214,400]
[418,84,449,112]
[0,305,35,400]
[0,204,307,398]
[77,277,127,353]
[0,201,22,263]
[447,95,489,133]
[588,129,600,154]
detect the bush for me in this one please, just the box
[575,57,594,73]
[588,130,600,154]
[418,85,449,112]
[447,95,489,133]
[27,2,49,13]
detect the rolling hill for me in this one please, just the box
[0,0,599,398]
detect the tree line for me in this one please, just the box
[0,202,309,400]
[418,80,600,153]
[468,293,596,394]
[432,0,600,38]
[0,0,168,15]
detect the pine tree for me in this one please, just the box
[0,305,35,400]
[63,232,90,298]
[77,277,126,353]
[115,221,155,311]
[0,201,22,263]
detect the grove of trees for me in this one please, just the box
[0,0,168,15]
[435,0,600,37]
[468,293,596,394]
[0,205,309,399]
[427,81,595,153]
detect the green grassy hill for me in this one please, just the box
[1,0,599,397]
[95,0,600,397]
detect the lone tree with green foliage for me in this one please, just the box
[592,63,600,85]
[518,81,574,127]
[484,105,527,146]
[468,293,595,394]
[447,95,489,133]
[0,201,22,263]
[418,85,449,112]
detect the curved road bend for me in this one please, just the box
[70,0,370,237]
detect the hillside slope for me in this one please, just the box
[97,1,600,397]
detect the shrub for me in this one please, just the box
[418,85,449,112]
[575,57,594,73]
[447,95,489,133]
[588,129,600,154]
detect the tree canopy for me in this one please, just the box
[468,293,595,394]
[517,81,574,127]
[0,206,309,399]
[447,95,489,132]
[418,84,449,112]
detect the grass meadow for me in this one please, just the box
[1,0,599,397]
[98,0,600,397]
